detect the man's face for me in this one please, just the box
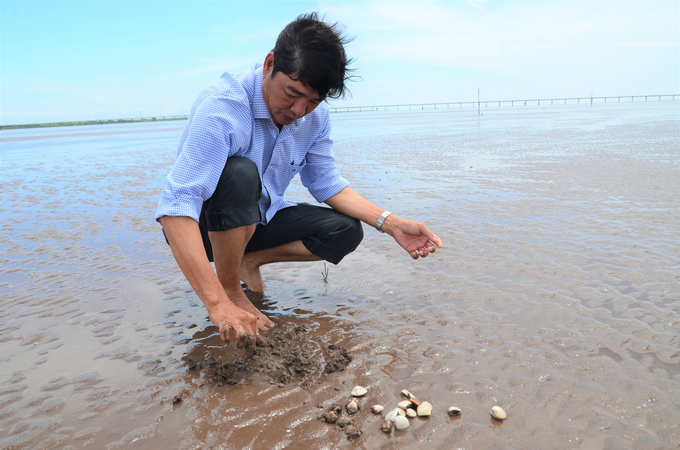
[261,52,323,128]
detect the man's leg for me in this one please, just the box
[209,225,276,329]
[200,156,274,330]
[240,203,364,292]
[240,240,322,292]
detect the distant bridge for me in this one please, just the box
[2,94,677,130]
[327,94,679,114]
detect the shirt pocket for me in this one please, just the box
[272,156,306,192]
[288,157,306,174]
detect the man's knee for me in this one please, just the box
[202,156,262,235]
[320,213,364,262]
[216,156,261,197]
[341,216,364,253]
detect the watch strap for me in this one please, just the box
[375,211,392,233]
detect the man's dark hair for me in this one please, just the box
[272,12,355,100]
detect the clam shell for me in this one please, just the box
[347,399,360,415]
[371,405,384,414]
[385,408,398,422]
[400,389,413,399]
[321,410,338,423]
[448,406,462,416]
[351,386,368,397]
[398,400,411,410]
[417,401,433,417]
[491,405,507,420]
[394,415,410,430]
[385,408,404,422]
[380,420,393,432]
[406,408,417,418]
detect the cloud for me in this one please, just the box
[461,0,487,8]
[324,0,679,72]
[617,41,678,48]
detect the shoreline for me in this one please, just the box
[0,115,188,130]
[3,95,676,130]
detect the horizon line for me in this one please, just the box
[2,93,678,130]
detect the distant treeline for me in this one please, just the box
[0,116,187,130]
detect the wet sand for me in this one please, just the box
[1,102,679,449]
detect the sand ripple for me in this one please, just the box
[0,103,678,448]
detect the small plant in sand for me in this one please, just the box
[321,263,329,283]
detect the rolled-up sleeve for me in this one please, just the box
[155,94,251,223]
[300,110,349,203]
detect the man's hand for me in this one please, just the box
[385,216,443,260]
[207,300,264,348]
[324,187,444,260]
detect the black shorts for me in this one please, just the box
[172,156,363,265]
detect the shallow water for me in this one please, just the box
[1,102,679,449]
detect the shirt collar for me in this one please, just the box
[252,68,270,120]
[252,66,306,130]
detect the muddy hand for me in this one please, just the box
[207,301,261,349]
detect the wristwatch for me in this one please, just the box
[375,211,392,233]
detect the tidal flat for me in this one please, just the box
[1,102,678,449]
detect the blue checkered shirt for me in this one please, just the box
[155,64,349,224]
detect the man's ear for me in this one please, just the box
[263,52,275,78]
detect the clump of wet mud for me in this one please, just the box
[186,324,352,386]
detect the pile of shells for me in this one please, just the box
[373,389,508,434]
[320,384,509,440]
[375,389,436,432]
[318,385,369,441]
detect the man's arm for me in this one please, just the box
[159,216,262,347]
[324,187,443,259]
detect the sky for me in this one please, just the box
[1,0,678,125]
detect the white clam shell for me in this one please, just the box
[417,401,433,417]
[398,400,411,410]
[448,406,462,416]
[351,386,368,397]
[491,405,507,420]
[385,408,404,422]
[400,389,413,399]
[385,408,398,422]
[406,408,417,418]
[347,399,360,415]
[394,415,410,430]
[371,405,384,414]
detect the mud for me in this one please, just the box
[185,324,352,386]
[1,102,678,449]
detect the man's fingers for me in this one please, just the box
[418,223,443,248]
[234,324,247,348]
[257,316,275,330]
[220,326,231,345]
[256,335,267,347]
[244,332,257,349]
[430,234,444,248]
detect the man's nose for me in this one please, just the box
[290,98,306,117]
